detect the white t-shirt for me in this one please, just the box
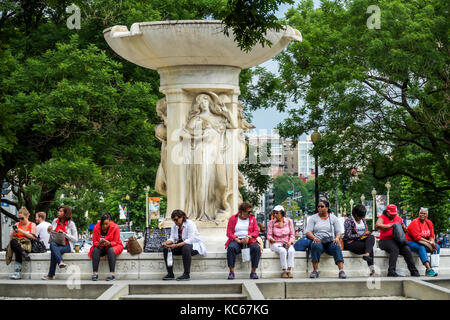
[36,221,51,249]
[234,217,250,239]
[353,217,366,237]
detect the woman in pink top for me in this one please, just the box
[376,204,419,277]
[267,205,296,278]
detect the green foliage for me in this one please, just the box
[221,0,294,52]
[1,0,280,234]
[272,175,315,214]
[250,0,449,228]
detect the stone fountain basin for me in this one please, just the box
[103,20,301,70]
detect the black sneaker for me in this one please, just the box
[410,270,420,277]
[22,251,31,261]
[387,271,399,277]
[91,274,98,281]
[162,273,175,281]
[176,273,190,281]
[106,274,115,281]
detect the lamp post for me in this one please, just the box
[125,194,130,231]
[360,194,365,205]
[311,130,321,212]
[144,186,150,229]
[385,181,391,204]
[371,188,377,231]
[349,199,354,213]
[99,194,104,215]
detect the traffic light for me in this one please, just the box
[265,192,274,212]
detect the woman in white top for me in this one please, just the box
[343,204,376,276]
[161,210,206,281]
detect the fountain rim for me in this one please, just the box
[103,19,286,35]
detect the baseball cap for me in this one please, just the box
[273,205,285,212]
[385,204,398,215]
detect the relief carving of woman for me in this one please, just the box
[181,92,236,222]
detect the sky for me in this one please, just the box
[249,1,321,134]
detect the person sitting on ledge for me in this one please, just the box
[406,207,439,277]
[267,205,296,278]
[8,207,36,280]
[89,213,123,281]
[343,204,376,276]
[42,206,78,280]
[376,204,419,277]
[161,210,206,281]
[225,202,261,280]
[305,200,346,279]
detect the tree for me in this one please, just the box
[221,0,294,52]
[1,0,276,231]
[247,0,449,224]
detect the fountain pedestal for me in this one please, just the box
[104,21,301,247]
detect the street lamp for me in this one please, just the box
[360,194,365,204]
[311,130,321,212]
[144,186,150,229]
[125,194,130,231]
[385,181,391,204]
[371,188,377,231]
[99,193,104,215]
[349,199,354,213]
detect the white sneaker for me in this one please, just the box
[9,272,21,280]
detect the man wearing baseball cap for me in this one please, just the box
[376,204,419,277]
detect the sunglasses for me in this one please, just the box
[172,217,181,222]
[19,217,25,220]
[317,206,326,208]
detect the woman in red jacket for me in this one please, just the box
[406,207,439,277]
[88,213,123,281]
[225,202,260,280]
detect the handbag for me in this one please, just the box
[430,251,439,268]
[392,223,408,246]
[321,217,335,244]
[241,245,251,262]
[30,234,47,253]
[418,240,434,252]
[49,231,66,246]
[126,236,143,255]
[294,236,312,251]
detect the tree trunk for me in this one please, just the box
[35,185,57,214]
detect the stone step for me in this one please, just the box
[120,293,247,300]
[128,283,242,295]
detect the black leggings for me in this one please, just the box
[92,247,117,272]
[344,235,375,266]
[10,239,25,263]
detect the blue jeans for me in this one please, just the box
[227,241,260,269]
[408,241,440,264]
[310,241,344,265]
[48,242,71,277]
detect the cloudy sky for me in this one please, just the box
[250,0,321,133]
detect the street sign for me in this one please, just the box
[287,190,293,195]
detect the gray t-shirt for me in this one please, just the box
[305,214,343,240]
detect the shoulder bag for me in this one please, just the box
[126,236,143,255]
[392,223,408,246]
[49,231,66,246]
[30,234,47,253]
